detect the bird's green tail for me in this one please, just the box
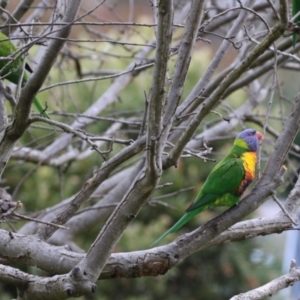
[152,209,200,246]
[21,70,49,119]
[33,96,49,119]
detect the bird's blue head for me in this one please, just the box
[234,128,263,152]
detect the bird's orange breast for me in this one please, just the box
[235,152,257,196]
[242,152,257,180]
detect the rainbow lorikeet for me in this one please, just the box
[0,32,49,118]
[152,128,263,245]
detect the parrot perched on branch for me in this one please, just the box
[0,32,49,118]
[152,128,263,245]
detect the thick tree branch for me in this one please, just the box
[0,0,82,180]
[0,213,294,279]
[11,0,81,136]
[162,0,206,139]
[74,0,174,283]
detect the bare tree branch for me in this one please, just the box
[230,260,300,300]
[76,0,174,283]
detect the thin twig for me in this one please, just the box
[271,193,298,225]
[13,212,69,230]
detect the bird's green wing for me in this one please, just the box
[186,157,245,212]
[0,32,21,84]
[293,0,300,46]
[152,157,246,245]
[0,32,49,118]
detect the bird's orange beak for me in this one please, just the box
[256,131,263,140]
